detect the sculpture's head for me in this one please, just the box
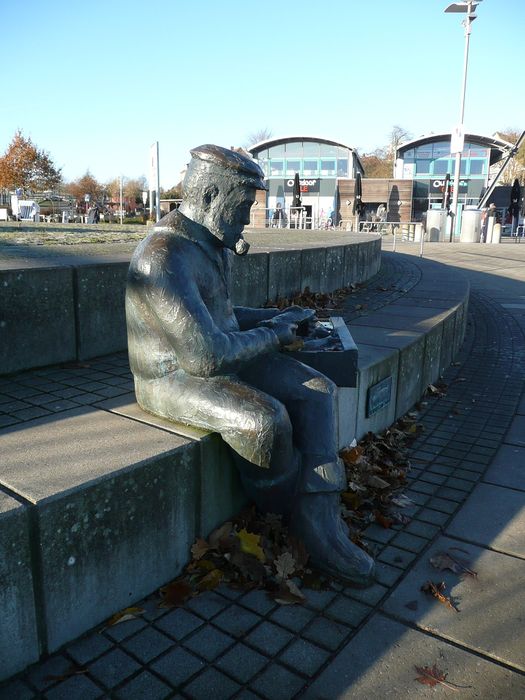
[181,144,267,255]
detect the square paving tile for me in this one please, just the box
[150,646,205,687]
[324,596,371,627]
[122,627,173,663]
[245,620,293,656]
[269,603,316,632]
[446,482,525,557]
[215,642,268,684]
[88,648,141,689]
[155,608,204,640]
[304,613,525,699]
[211,605,260,637]
[302,616,353,651]
[279,638,330,677]
[484,444,525,491]
[114,671,171,700]
[183,625,234,662]
[183,667,241,699]
[249,662,305,700]
[381,535,525,671]
[44,674,102,700]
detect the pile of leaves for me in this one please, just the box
[339,415,422,533]
[156,506,329,609]
[150,417,421,610]
[265,283,363,318]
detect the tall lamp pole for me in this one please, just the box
[445,0,482,240]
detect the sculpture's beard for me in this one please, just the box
[234,238,250,256]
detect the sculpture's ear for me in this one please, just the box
[203,185,219,209]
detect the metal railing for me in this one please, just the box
[249,208,338,230]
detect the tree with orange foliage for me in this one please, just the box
[0,130,62,191]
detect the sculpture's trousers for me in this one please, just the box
[135,353,346,515]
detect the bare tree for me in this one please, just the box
[244,127,273,149]
[494,128,525,184]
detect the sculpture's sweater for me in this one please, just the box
[126,215,279,380]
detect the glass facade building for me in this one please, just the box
[250,137,363,226]
[395,133,513,221]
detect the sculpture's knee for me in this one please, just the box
[304,373,337,399]
[254,401,292,468]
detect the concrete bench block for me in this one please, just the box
[396,333,427,417]
[324,245,345,293]
[0,266,76,374]
[453,298,468,356]
[421,322,444,391]
[439,312,457,375]
[355,345,400,439]
[231,252,269,307]
[301,247,326,293]
[198,434,247,537]
[337,387,358,448]
[0,492,39,681]
[0,407,199,653]
[94,395,248,540]
[268,250,302,301]
[343,244,359,287]
[75,262,129,360]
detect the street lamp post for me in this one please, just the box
[444,0,483,240]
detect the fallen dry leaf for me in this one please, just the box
[45,665,88,682]
[430,548,477,577]
[191,538,210,561]
[104,606,145,627]
[273,579,306,605]
[275,551,296,580]
[159,580,193,608]
[414,664,458,691]
[421,580,460,613]
[237,528,266,562]
[196,568,223,592]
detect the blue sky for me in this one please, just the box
[1,0,523,188]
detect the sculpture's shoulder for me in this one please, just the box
[130,212,199,275]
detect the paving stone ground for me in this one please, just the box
[2,239,525,698]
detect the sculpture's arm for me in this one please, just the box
[234,306,280,330]
[146,270,281,378]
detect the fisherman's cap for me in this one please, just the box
[190,144,268,191]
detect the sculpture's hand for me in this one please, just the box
[274,306,316,327]
[257,319,297,346]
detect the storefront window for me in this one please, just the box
[469,159,485,175]
[337,159,348,176]
[303,142,320,157]
[320,159,336,175]
[303,160,318,176]
[432,142,450,158]
[270,160,284,175]
[268,144,285,157]
[286,160,301,175]
[433,160,450,175]
[319,144,338,157]
[285,141,302,156]
[460,160,467,175]
[416,159,431,174]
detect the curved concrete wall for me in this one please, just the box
[0,238,381,375]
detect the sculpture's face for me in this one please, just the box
[206,183,256,253]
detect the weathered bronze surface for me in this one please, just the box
[126,144,374,585]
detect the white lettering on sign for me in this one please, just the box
[287,179,317,187]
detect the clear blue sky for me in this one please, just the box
[1,0,522,188]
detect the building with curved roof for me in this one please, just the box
[394,132,514,219]
[249,136,363,227]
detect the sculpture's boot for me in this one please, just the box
[290,492,375,587]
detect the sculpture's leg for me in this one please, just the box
[239,354,375,586]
